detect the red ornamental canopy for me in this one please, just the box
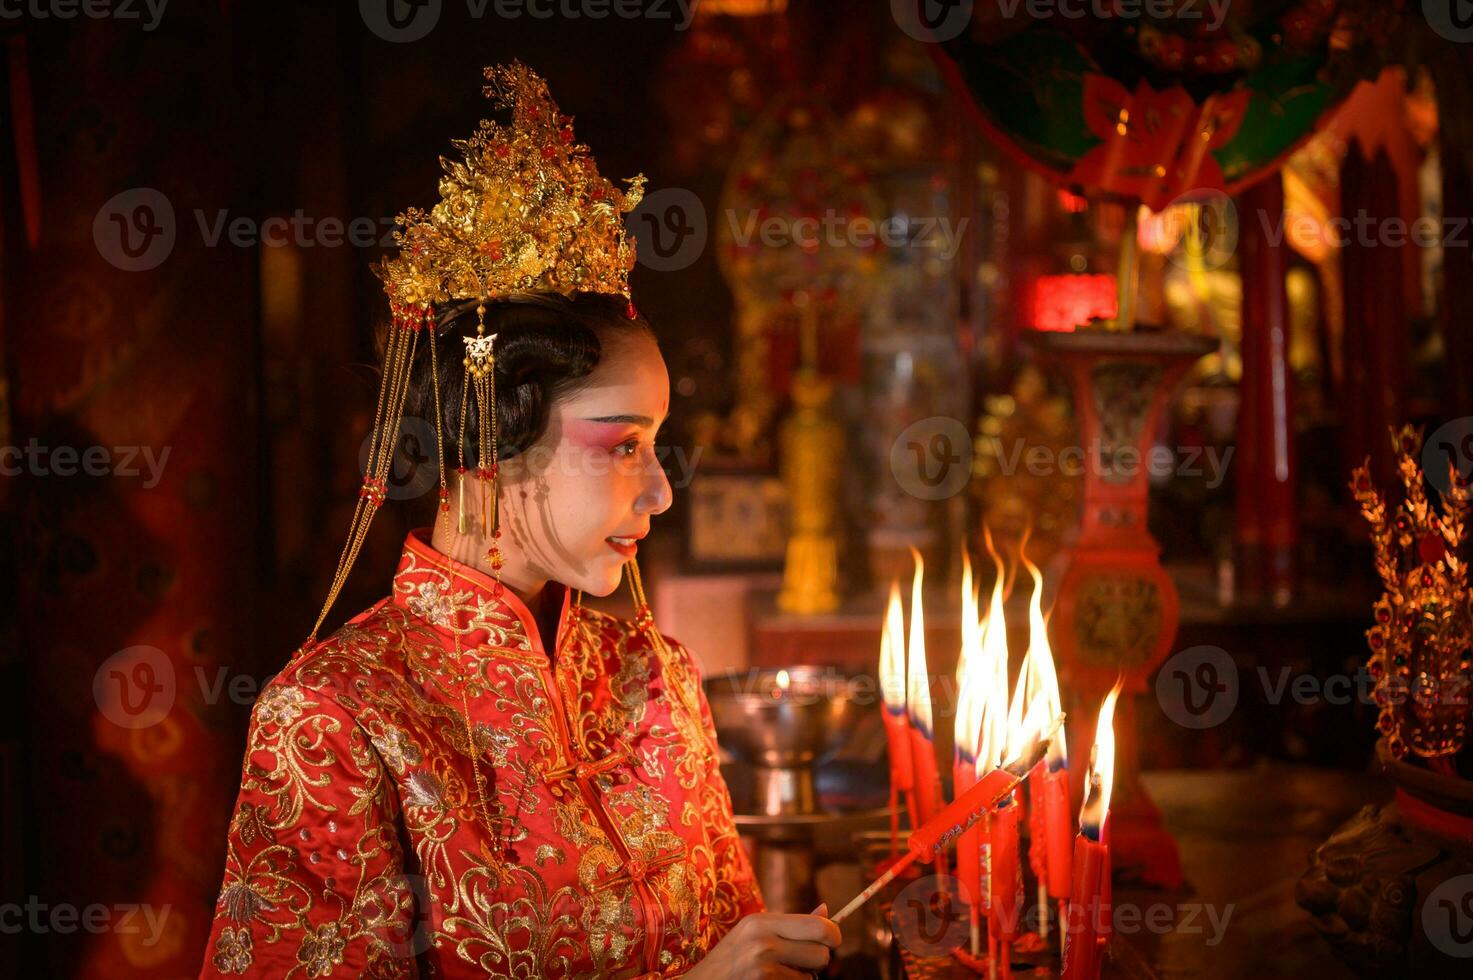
[924,0,1384,210]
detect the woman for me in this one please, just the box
[199,65,839,978]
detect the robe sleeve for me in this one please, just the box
[665,636,766,954]
[199,676,421,979]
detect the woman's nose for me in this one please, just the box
[636,456,673,515]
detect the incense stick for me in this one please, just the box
[831,850,919,923]
[831,714,1064,926]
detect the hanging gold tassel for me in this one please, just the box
[625,557,715,769]
[456,313,474,535]
[305,300,428,646]
[430,325,450,530]
[461,301,505,593]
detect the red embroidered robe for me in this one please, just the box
[200,529,764,978]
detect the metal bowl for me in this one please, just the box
[704,665,870,769]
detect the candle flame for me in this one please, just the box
[1079,678,1124,836]
[959,549,977,664]
[880,580,907,712]
[954,550,986,760]
[976,527,1011,770]
[1011,534,1066,767]
[906,547,933,738]
[776,668,790,691]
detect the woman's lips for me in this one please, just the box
[606,536,638,558]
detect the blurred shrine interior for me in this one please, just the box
[6,1,1473,978]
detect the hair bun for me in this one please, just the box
[494,321,599,391]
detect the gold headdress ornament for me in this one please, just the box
[376,62,646,308]
[1351,426,1472,761]
[303,63,647,645]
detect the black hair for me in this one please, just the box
[401,291,654,472]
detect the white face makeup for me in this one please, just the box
[489,330,673,598]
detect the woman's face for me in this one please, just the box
[495,330,673,597]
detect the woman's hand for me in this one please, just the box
[686,903,841,979]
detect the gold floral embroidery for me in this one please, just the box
[212,926,253,974]
[295,921,347,977]
[201,530,764,979]
[405,580,454,626]
[254,685,307,728]
[218,881,272,925]
[369,725,422,774]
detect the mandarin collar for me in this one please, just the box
[390,528,578,658]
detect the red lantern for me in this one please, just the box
[1031,274,1118,333]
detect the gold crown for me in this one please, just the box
[1351,426,1472,761]
[376,62,646,309]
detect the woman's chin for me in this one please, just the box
[572,560,626,598]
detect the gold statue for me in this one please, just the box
[776,304,843,614]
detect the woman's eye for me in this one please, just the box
[614,440,640,457]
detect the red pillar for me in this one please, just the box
[1235,175,1298,603]
[1339,141,1406,483]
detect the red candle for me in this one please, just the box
[883,705,915,795]
[1041,763,1074,898]
[880,580,916,849]
[1017,543,1072,899]
[908,724,942,826]
[905,548,943,825]
[953,551,986,922]
[1063,825,1109,980]
[1028,762,1048,885]
[989,793,1024,945]
[953,756,981,920]
[953,713,986,957]
[1027,764,1049,949]
[973,526,1012,930]
[1062,682,1122,980]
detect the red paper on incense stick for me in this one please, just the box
[910,751,1037,860]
